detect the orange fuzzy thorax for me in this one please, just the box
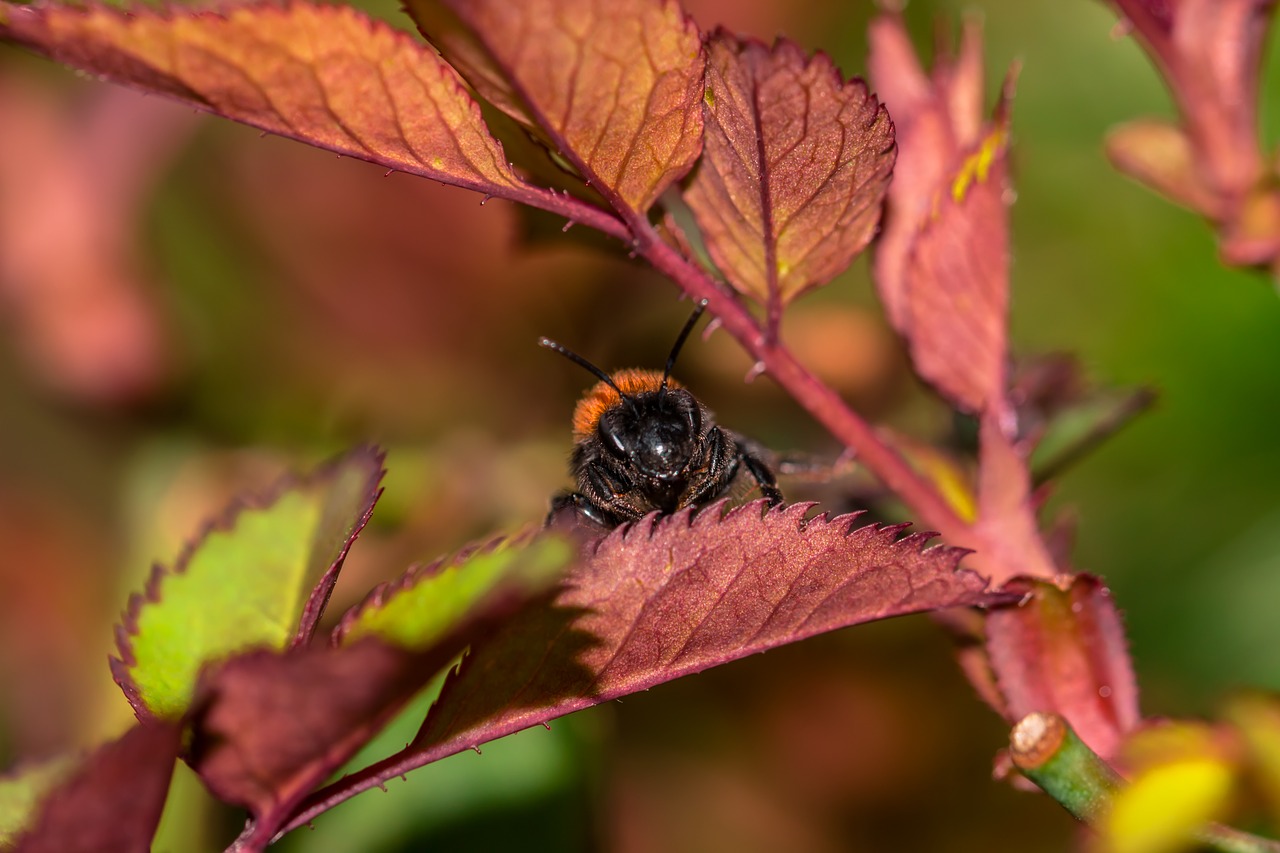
[571,369,683,440]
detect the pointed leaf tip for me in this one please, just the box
[335,530,572,650]
[113,446,385,721]
[686,33,896,310]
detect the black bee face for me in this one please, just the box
[596,389,704,483]
[541,302,783,529]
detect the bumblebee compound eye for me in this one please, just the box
[596,409,632,458]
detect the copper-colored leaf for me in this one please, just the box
[868,15,1012,416]
[683,33,895,312]
[985,575,1140,761]
[406,0,705,213]
[0,1,531,200]
[11,722,180,853]
[411,501,1013,760]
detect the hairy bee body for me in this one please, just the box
[542,308,781,529]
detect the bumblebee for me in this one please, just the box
[540,303,783,528]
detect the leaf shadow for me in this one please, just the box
[411,587,603,753]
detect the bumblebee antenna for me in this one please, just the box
[539,337,626,397]
[662,300,707,391]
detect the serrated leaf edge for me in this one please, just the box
[331,524,543,645]
[109,445,386,721]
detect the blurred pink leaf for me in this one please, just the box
[985,575,1140,761]
[405,0,705,213]
[11,722,180,853]
[1105,118,1219,214]
[866,14,983,331]
[0,72,192,403]
[683,32,895,322]
[1108,0,1275,207]
[867,13,1012,417]
[868,14,1058,584]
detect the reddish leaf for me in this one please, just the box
[188,641,430,823]
[411,501,1013,760]
[867,16,1060,583]
[985,575,1140,761]
[899,118,1012,416]
[683,32,895,317]
[11,722,180,853]
[0,2,538,203]
[972,414,1058,586]
[406,0,705,213]
[868,14,1014,416]
[867,13,985,334]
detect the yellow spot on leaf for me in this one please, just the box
[951,126,1008,204]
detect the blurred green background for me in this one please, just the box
[2,0,1278,850]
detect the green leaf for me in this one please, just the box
[336,533,572,650]
[111,446,385,720]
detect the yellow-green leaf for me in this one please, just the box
[111,447,384,720]
[337,534,572,650]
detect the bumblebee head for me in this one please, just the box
[595,385,703,481]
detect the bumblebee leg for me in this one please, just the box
[547,490,616,528]
[682,428,739,507]
[740,448,783,506]
[572,459,647,527]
